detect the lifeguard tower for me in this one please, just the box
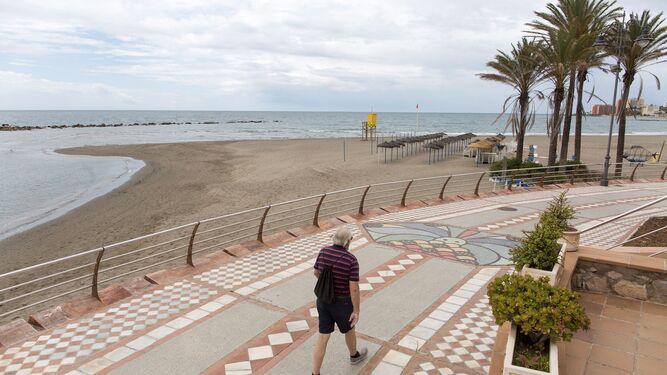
[361,112,377,141]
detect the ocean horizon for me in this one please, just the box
[1,110,665,241]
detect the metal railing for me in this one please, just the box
[0,160,665,323]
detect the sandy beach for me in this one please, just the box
[0,134,665,272]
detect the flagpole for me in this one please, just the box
[416,103,420,135]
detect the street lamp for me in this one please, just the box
[594,13,653,186]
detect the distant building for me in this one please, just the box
[591,104,613,115]
[629,98,646,109]
[641,104,658,116]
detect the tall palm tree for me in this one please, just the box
[478,39,546,161]
[538,29,573,166]
[606,11,667,175]
[528,0,621,163]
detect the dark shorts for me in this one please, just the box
[317,296,353,334]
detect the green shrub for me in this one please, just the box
[489,158,543,178]
[520,160,543,169]
[487,274,591,344]
[510,217,562,271]
[564,160,588,172]
[540,191,575,231]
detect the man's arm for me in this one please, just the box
[313,269,321,278]
[349,281,360,327]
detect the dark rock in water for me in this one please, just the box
[226,120,266,124]
[185,122,192,124]
[202,121,219,124]
[0,124,38,131]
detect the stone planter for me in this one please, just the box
[504,324,558,375]
[520,242,567,286]
[561,230,580,252]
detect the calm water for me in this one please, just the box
[1,110,664,240]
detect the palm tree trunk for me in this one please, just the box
[548,87,564,166]
[615,75,634,177]
[516,95,529,161]
[559,70,577,165]
[573,69,586,162]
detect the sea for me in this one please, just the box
[1,110,665,240]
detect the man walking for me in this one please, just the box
[312,227,367,375]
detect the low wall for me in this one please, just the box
[571,259,667,304]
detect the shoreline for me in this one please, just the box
[0,153,144,242]
[1,134,666,272]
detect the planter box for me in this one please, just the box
[561,230,580,252]
[520,242,567,286]
[503,324,558,375]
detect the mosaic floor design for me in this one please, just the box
[364,222,517,266]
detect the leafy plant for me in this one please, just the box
[510,217,563,271]
[513,333,550,372]
[488,273,591,344]
[540,191,575,231]
[489,158,544,178]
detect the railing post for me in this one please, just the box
[439,176,452,200]
[313,194,327,227]
[186,222,200,267]
[92,247,106,301]
[507,172,514,191]
[661,165,667,180]
[630,164,640,181]
[569,169,576,185]
[474,172,486,196]
[401,180,413,207]
[257,205,271,243]
[539,170,546,187]
[358,185,371,215]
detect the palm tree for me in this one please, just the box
[528,0,621,163]
[537,28,573,166]
[478,39,546,161]
[606,11,667,175]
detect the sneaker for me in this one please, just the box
[350,347,368,364]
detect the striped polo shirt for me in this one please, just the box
[314,245,360,297]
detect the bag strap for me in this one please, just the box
[322,247,347,271]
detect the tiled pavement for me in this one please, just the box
[0,182,665,374]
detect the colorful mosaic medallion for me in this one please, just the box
[363,222,518,266]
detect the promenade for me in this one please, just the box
[1,181,666,375]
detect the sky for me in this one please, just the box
[0,0,665,112]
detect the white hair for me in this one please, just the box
[332,227,353,247]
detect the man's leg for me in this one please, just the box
[344,327,357,356]
[312,333,331,375]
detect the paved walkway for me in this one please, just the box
[1,181,666,375]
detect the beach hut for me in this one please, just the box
[467,139,497,165]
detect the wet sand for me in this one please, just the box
[0,134,665,272]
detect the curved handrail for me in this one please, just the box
[0,160,664,320]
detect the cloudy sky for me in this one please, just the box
[0,0,665,112]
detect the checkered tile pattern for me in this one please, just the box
[224,319,311,374]
[194,225,360,289]
[398,268,500,351]
[368,200,495,223]
[483,189,569,204]
[372,349,413,375]
[358,253,424,291]
[580,207,667,248]
[575,194,663,211]
[428,295,497,374]
[413,361,458,375]
[475,194,663,232]
[74,294,237,375]
[476,213,540,231]
[0,281,216,375]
